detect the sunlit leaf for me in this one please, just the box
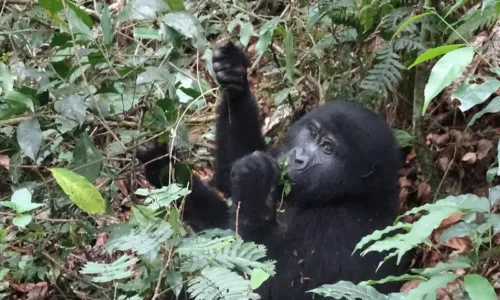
[423,47,475,115]
[50,168,107,215]
[239,22,253,47]
[17,118,42,161]
[13,214,32,228]
[250,268,270,289]
[408,44,465,69]
[5,91,35,112]
[463,274,496,300]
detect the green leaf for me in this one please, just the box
[10,188,44,213]
[100,4,113,45]
[360,273,426,286]
[408,44,465,69]
[392,12,433,42]
[468,96,500,127]
[250,268,270,290]
[66,7,91,42]
[309,281,388,299]
[39,0,63,14]
[17,118,42,161]
[486,167,498,184]
[438,222,474,244]
[165,0,185,11]
[423,47,475,115]
[166,271,183,297]
[255,17,280,57]
[118,0,169,21]
[81,255,138,282]
[5,91,35,112]
[162,11,206,50]
[412,256,472,277]
[70,133,103,182]
[135,184,191,210]
[13,214,33,228]
[187,267,256,300]
[497,141,500,176]
[54,94,86,133]
[394,129,414,147]
[67,2,93,29]
[284,27,295,82]
[0,62,14,93]
[463,274,496,300]
[445,0,470,18]
[133,27,162,40]
[239,22,253,47]
[406,274,459,300]
[50,168,107,215]
[274,87,292,106]
[453,77,500,112]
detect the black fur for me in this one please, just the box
[137,40,409,299]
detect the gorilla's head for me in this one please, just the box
[280,100,400,209]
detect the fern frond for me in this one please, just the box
[394,35,426,53]
[105,220,173,258]
[177,236,276,276]
[447,6,499,43]
[81,255,139,283]
[187,267,259,300]
[360,45,405,94]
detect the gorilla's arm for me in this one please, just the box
[136,141,229,231]
[228,151,279,241]
[211,41,267,197]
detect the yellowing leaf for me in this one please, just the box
[50,168,106,215]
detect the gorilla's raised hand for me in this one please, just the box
[213,40,250,94]
[229,151,279,241]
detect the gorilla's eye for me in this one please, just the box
[323,144,333,154]
[309,128,318,139]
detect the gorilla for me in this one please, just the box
[137,41,409,299]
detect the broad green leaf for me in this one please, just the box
[100,4,113,45]
[136,66,172,84]
[162,11,206,50]
[468,96,500,127]
[0,62,14,93]
[406,274,459,300]
[5,91,35,112]
[453,77,500,112]
[497,141,500,176]
[70,133,103,182]
[394,129,413,147]
[67,8,91,42]
[490,185,500,205]
[392,12,433,41]
[166,271,183,297]
[239,22,253,47]
[438,222,475,244]
[50,168,107,215]
[255,17,280,57]
[165,0,185,11]
[274,87,292,106]
[13,214,32,228]
[17,118,42,161]
[250,268,270,289]
[463,274,496,300]
[408,44,465,69]
[486,167,498,184]
[67,2,93,29]
[423,47,475,115]
[39,0,63,14]
[118,0,169,21]
[134,27,162,40]
[54,94,86,133]
[10,188,44,213]
[284,27,295,82]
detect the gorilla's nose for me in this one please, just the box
[293,148,309,168]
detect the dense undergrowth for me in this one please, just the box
[0,0,499,299]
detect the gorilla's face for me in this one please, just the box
[280,117,349,204]
[278,100,400,206]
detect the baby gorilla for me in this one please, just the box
[137,41,408,299]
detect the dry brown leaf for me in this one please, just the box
[0,155,9,170]
[435,134,450,146]
[443,237,471,252]
[438,156,450,171]
[115,179,128,196]
[406,149,416,162]
[400,280,423,292]
[461,152,477,164]
[477,139,494,160]
[440,213,462,227]
[417,183,431,203]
